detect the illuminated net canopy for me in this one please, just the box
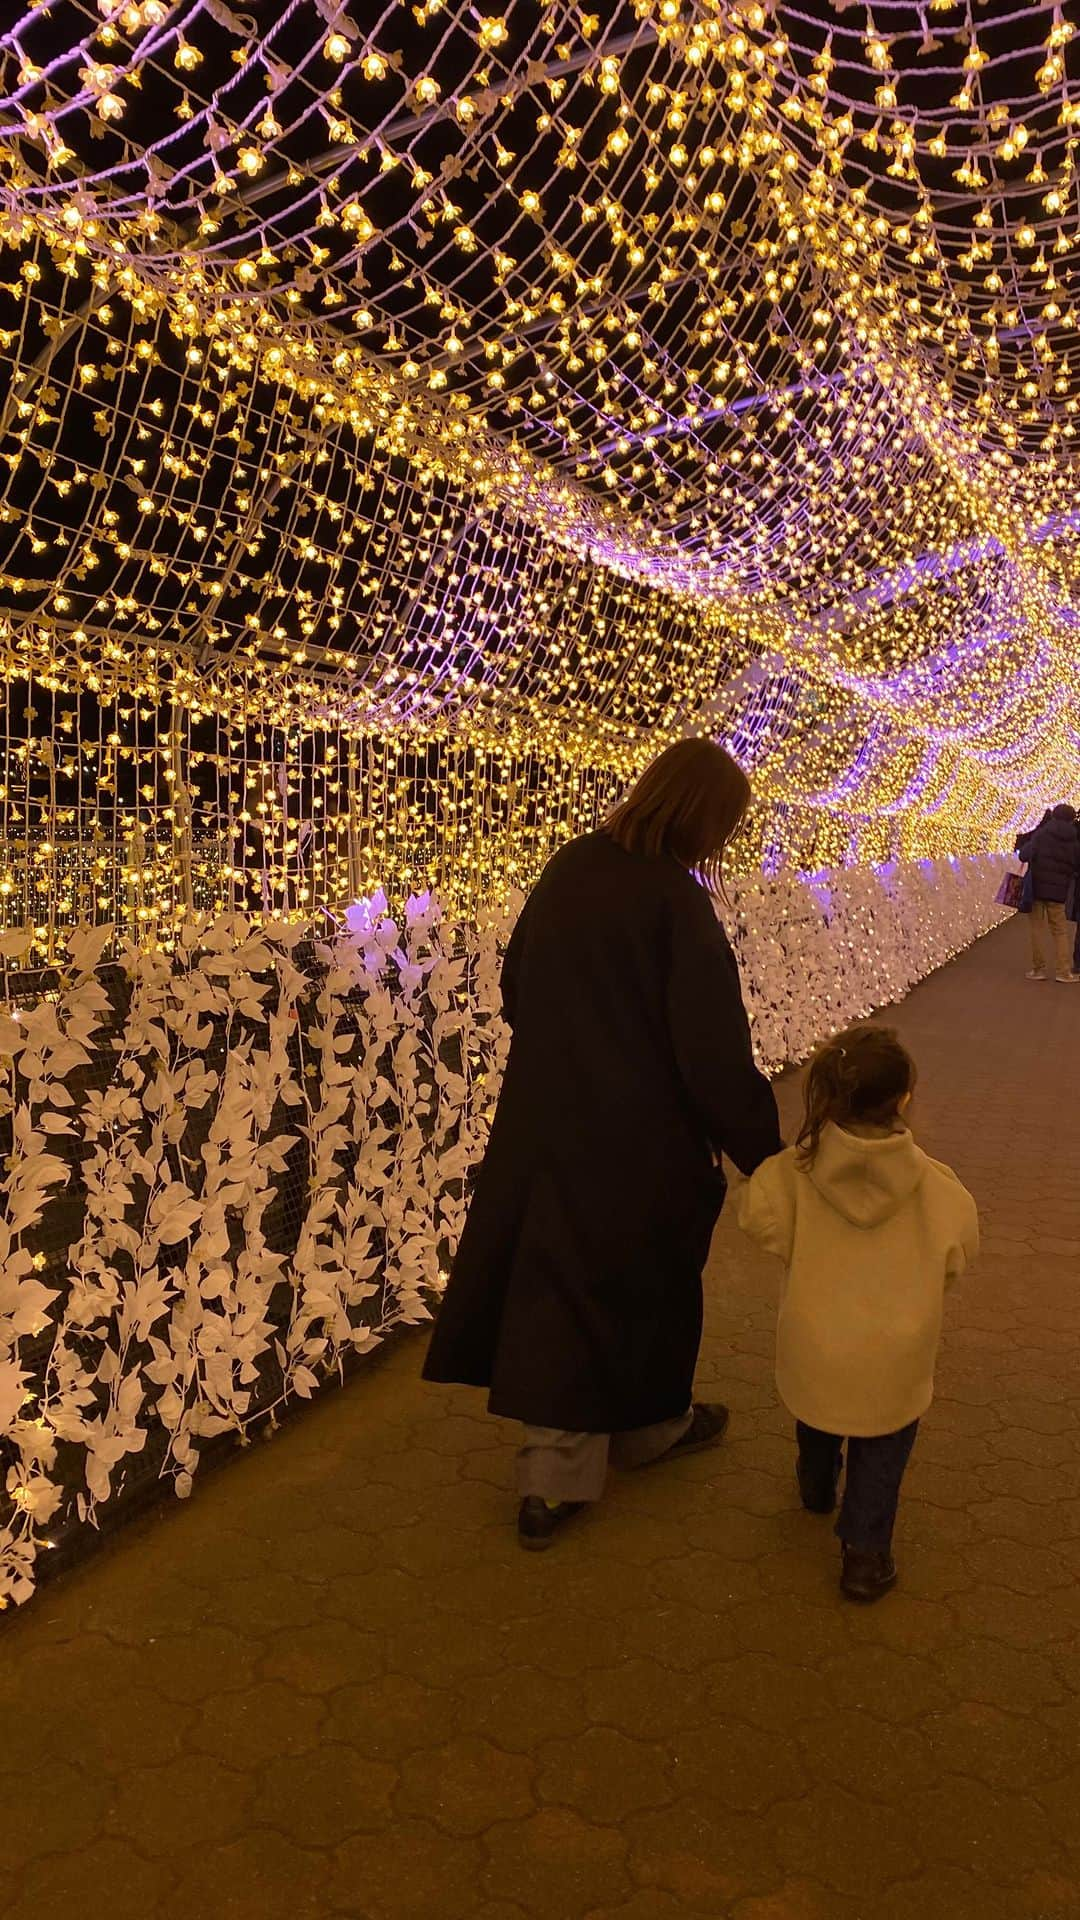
[0,0,1077,932]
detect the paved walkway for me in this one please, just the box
[4,918,1080,1920]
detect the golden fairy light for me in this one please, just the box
[0,0,1072,949]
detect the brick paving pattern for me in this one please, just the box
[3,919,1080,1919]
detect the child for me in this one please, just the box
[738,1024,978,1602]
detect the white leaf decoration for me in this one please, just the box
[0,1359,28,1427]
[0,865,1008,1609]
[66,925,114,975]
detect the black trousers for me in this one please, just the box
[796,1418,919,1553]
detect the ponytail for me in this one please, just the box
[797,1024,915,1165]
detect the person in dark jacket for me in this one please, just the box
[423,739,783,1548]
[1024,803,1080,983]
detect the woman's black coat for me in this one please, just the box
[422,833,782,1432]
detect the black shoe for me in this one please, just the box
[840,1545,897,1602]
[797,1461,839,1515]
[645,1401,730,1466]
[517,1496,586,1551]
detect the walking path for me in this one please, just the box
[4,918,1080,1920]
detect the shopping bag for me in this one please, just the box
[995,871,1024,910]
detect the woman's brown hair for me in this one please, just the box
[797,1024,916,1165]
[603,738,751,893]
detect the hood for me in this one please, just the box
[807,1123,927,1229]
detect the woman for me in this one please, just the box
[423,739,782,1548]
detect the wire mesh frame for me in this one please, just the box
[0,2,1076,837]
[0,668,648,947]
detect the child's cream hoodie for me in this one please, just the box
[738,1123,979,1437]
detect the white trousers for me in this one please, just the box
[517,1409,693,1503]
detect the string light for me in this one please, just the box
[0,0,1072,948]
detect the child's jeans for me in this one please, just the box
[796,1418,919,1553]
